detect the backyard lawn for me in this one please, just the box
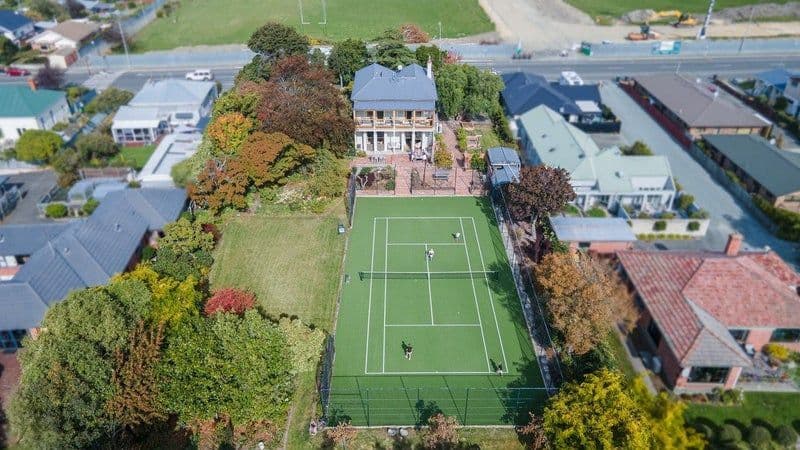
[115,145,156,170]
[133,0,493,51]
[565,0,792,20]
[685,392,800,430]
[209,208,346,331]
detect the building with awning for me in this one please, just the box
[111,106,167,145]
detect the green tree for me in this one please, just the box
[373,39,416,69]
[159,310,294,426]
[621,140,653,156]
[116,264,202,327]
[85,88,134,115]
[328,39,369,85]
[75,132,119,161]
[435,64,468,119]
[278,317,325,374]
[0,36,17,65]
[29,0,67,20]
[159,218,216,254]
[15,130,62,162]
[247,22,309,61]
[630,378,705,449]
[212,90,260,119]
[415,45,445,72]
[9,281,150,449]
[435,64,503,119]
[543,369,652,449]
[206,112,254,155]
[236,54,272,83]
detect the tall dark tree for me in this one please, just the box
[246,22,309,62]
[505,165,575,224]
[34,66,65,89]
[65,0,87,18]
[328,38,369,85]
[415,45,445,72]
[373,40,416,70]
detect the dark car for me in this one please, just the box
[5,67,31,77]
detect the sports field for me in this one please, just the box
[133,0,493,51]
[328,197,545,426]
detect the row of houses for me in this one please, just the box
[0,10,100,68]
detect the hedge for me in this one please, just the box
[653,220,667,231]
[753,195,800,241]
[687,221,700,231]
[45,203,68,218]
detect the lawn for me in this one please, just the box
[685,392,800,431]
[133,0,493,51]
[564,0,793,20]
[209,208,346,330]
[115,145,156,170]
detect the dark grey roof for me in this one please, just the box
[487,147,520,166]
[490,165,520,187]
[635,74,770,128]
[683,301,752,367]
[549,217,637,242]
[501,72,601,117]
[0,9,33,32]
[351,63,437,111]
[755,68,796,91]
[0,188,186,331]
[704,134,800,196]
[0,222,74,256]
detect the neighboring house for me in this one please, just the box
[0,188,186,347]
[549,216,635,255]
[501,72,617,132]
[752,68,800,117]
[138,131,201,187]
[518,105,676,213]
[29,20,99,52]
[702,134,800,212]
[486,146,520,188]
[618,234,800,391]
[351,62,438,158]
[627,74,771,146]
[111,106,168,145]
[0,222,72,280]
[0,84,71,143]
[127,79,217,127]
[0,9,35,45]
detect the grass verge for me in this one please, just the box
[563,0,793,20]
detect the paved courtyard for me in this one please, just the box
[600,83,798,266]
[1,170,57,225]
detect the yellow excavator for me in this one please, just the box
[647,10,698,27]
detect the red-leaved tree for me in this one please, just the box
[187,159,249,213]
[204,288,256,316]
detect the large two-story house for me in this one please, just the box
[351,62,438,159]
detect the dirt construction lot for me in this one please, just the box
[480,0,800,50]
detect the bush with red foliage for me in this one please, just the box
[204,288,256,316]
[201,223,222,244]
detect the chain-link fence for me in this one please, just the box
[321,386,549,426]
[350,165,396,196]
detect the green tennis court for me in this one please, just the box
[327,196,546,426]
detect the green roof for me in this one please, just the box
[704,134,800,196]
[0,85,66,118]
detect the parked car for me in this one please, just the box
[5,67,30,77]
[185,69,213,81]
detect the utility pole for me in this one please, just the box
[697,0,715,39]
[738,4,756,53]
[118,19,131,69]
[438,21,442,39]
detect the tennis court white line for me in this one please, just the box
[384,323,481,327]
[382,218,389,373]
[470,217,509,371]
[364,218,377,374]
[386,242,463,246]
[365,371,497,375]
[460,218,492,372]
[424,243,434,325]
[376,216,473,220]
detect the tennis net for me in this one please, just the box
[358,271,497,280]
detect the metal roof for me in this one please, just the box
[549,216,636,242]
[0,222,74,256]
[634,74,770,128]
[0,9,32,31]
[704,134,800,197]
[755,68,797,91]
[489,165,520,187]
[351,63,437,111]
[130,79,215,107]
[501,71,601,117]
[112,105,162,128]
[0,85,65,118]
[486,147,520,166]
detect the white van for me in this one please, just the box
[185,69,214,81]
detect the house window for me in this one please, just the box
[771,328,800,343]
[687,367,729,384]
[578,242,590,249]
[174,112,194,120]
[0,329,27,349]
[647,320,662,346]
[729,329,749,344]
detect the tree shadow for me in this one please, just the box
[414,400,442,428]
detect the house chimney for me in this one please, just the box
[724,233,742,256]
[27,78,37,91]
[426,55,433,79]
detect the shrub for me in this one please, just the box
[718,424,742,445]
[456,127,468,152]
[764,343,791,362]
[753,195,800,241]
[687,221,700,231]
[15,130,62,162]
[433,146,453,169]
[470,152,486,172]
[140,245,156,261]
[660,212,676,219]
[775,424,798,448]
[653,220,667,231]
[690,209,709,219]
[747,425,772,450]
[586,207,606,218]
[45,203,68,218]
[81,198,99,215]
[692,423,714,442]
[204,288,256,316]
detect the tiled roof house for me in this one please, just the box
[617,234,800,390]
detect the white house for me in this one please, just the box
[111,106,167,145]
[0,83,71,144]
[127,79,217,127]
[29,20,98,52]
[0,10,35,45]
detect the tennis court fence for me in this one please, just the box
[321,385,549,427]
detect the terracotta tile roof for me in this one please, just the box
[618,249,800,366]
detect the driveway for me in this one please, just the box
[0,170,57,225]
[600,83,798,265]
